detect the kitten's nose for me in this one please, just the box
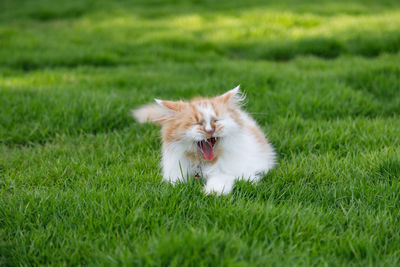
[205,128,215,136]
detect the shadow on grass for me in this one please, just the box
[5,32,400,72]
[3,0,400,21]
[226,34,400,61]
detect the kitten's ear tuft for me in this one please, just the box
[154,98,186,112]
[154,98,163,106]
[220,85,245,104]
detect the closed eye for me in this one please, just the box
[194,120,204,126]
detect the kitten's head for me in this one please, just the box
[156,86,244,161]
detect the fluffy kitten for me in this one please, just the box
[132,86,276,195]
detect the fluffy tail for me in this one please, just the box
[132,104,168,125]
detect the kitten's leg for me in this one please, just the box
[204,174,235,195]
[162,158,192,184]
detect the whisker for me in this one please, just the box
[249,112,269,116]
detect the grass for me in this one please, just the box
[1,0,400,265]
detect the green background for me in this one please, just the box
[1,0,400,265]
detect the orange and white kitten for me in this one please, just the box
[132,86,276,195]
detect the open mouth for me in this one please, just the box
[196,137,218,161]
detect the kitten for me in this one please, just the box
[132,86,276,195]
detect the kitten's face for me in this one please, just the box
[158,87,243,161]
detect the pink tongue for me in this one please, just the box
[201,141,214,161]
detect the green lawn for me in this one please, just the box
[1,0,400,265]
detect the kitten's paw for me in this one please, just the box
[204,179,233,196]
[204,185,230,195]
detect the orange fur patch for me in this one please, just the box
[247,124,268,148]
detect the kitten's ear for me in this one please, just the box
[220,85,245,105]
[155,99,186,112]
